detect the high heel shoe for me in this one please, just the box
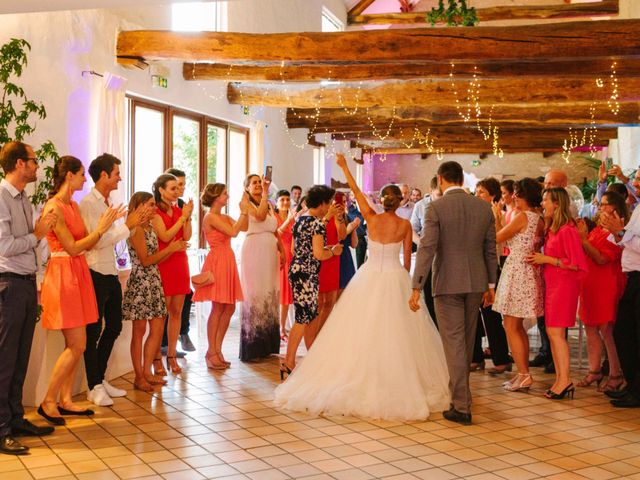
[153,358,167,376]
[37,405,65,426]
[280,363,292,380]
[545,383,575,400]
[165,356,182,374]
[205,352,226,370]
[598,374,625,393]
[576,370,603,388]
[503,373,532,392]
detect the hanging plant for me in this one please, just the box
[427,0,478,27]
[0,38,58,206]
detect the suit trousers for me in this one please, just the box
[355,235,368,269]
[614,272,640,397]
[422,270,438,329]
[435,292,483,414]
[472,305,511,366]
[85,271,123,390]
[0,276,37,436]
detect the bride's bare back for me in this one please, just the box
[364,209,411,244]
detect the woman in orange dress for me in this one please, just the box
[151,174,193,375]
[39,156,122,425]
[193,184,249,369]
[275,189,295,340]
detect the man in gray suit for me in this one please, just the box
[409,161,497,425]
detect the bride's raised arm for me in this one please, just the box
[335,153,376,220]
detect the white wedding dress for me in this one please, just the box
[274,240,451,421]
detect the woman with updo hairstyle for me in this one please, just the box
[527,187,588,400]
[150,173,194,375]
[239,174,286,361]
[275,155,450,421]
[576,191,628,393]
[492,178,545,392]
[279,184,343,376]
[38,156,123,424]
[275,189,295,340]
[193,183,250,369]
[122,192,188,391]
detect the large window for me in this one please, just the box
[313,146,325,185]
[126,96,249,246]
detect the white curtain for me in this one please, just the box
[250,119,265,175]
[94,72,128,160]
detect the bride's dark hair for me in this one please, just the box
[380,184,402,212]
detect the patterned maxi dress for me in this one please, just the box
[239,209,280,361]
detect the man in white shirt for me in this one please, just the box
[79,154,150,407]
[602,167,640,408]
[395,183,415,220]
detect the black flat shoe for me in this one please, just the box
[11,419,54,437]
[611,394,640,408]
[605,388,629,399]
[57,406,94,416]
[442,407,472,426]
[37,405,65,426]
[0,435,29,455]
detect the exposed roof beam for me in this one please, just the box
[348,0,377,17]
[286,104,640,129]
[184,58,640,82]
[117,20,640,65]
[348,0,619,25]
[227,78,640,109]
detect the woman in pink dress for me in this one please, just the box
[528,187,588,400]
[151,174,193,374]
[193,184,249,370]
[39,156,122,425]
[275,189,295,341]
[577,191,627,392]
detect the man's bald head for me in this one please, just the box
[544,169,568,189]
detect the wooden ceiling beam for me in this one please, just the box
[348,0,377,17]
[117,19,640,64]
[227,78,640,109]
[348,0,619,25]
[330,127,618,143]
[286,104,640,129]
[183,58,640,82]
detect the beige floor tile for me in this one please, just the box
[361,462,405,477]
[111,464,156,479]
[75,470,119,480]
[245,468,291,480]
[65,459,109,474]
[162,470,207,480]
[413,468,457,480]
[29,464,72,479]
[310,458,352,473]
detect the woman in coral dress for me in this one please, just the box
[528,187,588,400]
[151,173,193,375]
[39,156,122,425]
[275,189,295,340]
[577,191,627,392]
[193,184,249,369]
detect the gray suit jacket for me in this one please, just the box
[412,188,497,295]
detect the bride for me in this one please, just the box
[274,154,450,421]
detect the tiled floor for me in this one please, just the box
[6,323,640,480]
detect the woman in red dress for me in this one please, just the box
[275,190,295,341]
[577,191,627,392]
[528,187,588,400]
[151,174,193,374]
[39,156,122,424]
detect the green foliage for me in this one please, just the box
[427,0,478,27]
[0,38,58,206]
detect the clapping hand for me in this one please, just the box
[491,201,502,220]
[576,218,589,240]
[126,203,154,229]
[168,239,189,253]
[181,199,194,220]
[97,205,126,236]
[34,211,58,239]
[600,210,625,234]
[239,192,251,214]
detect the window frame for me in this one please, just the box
[126,95,250,246]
